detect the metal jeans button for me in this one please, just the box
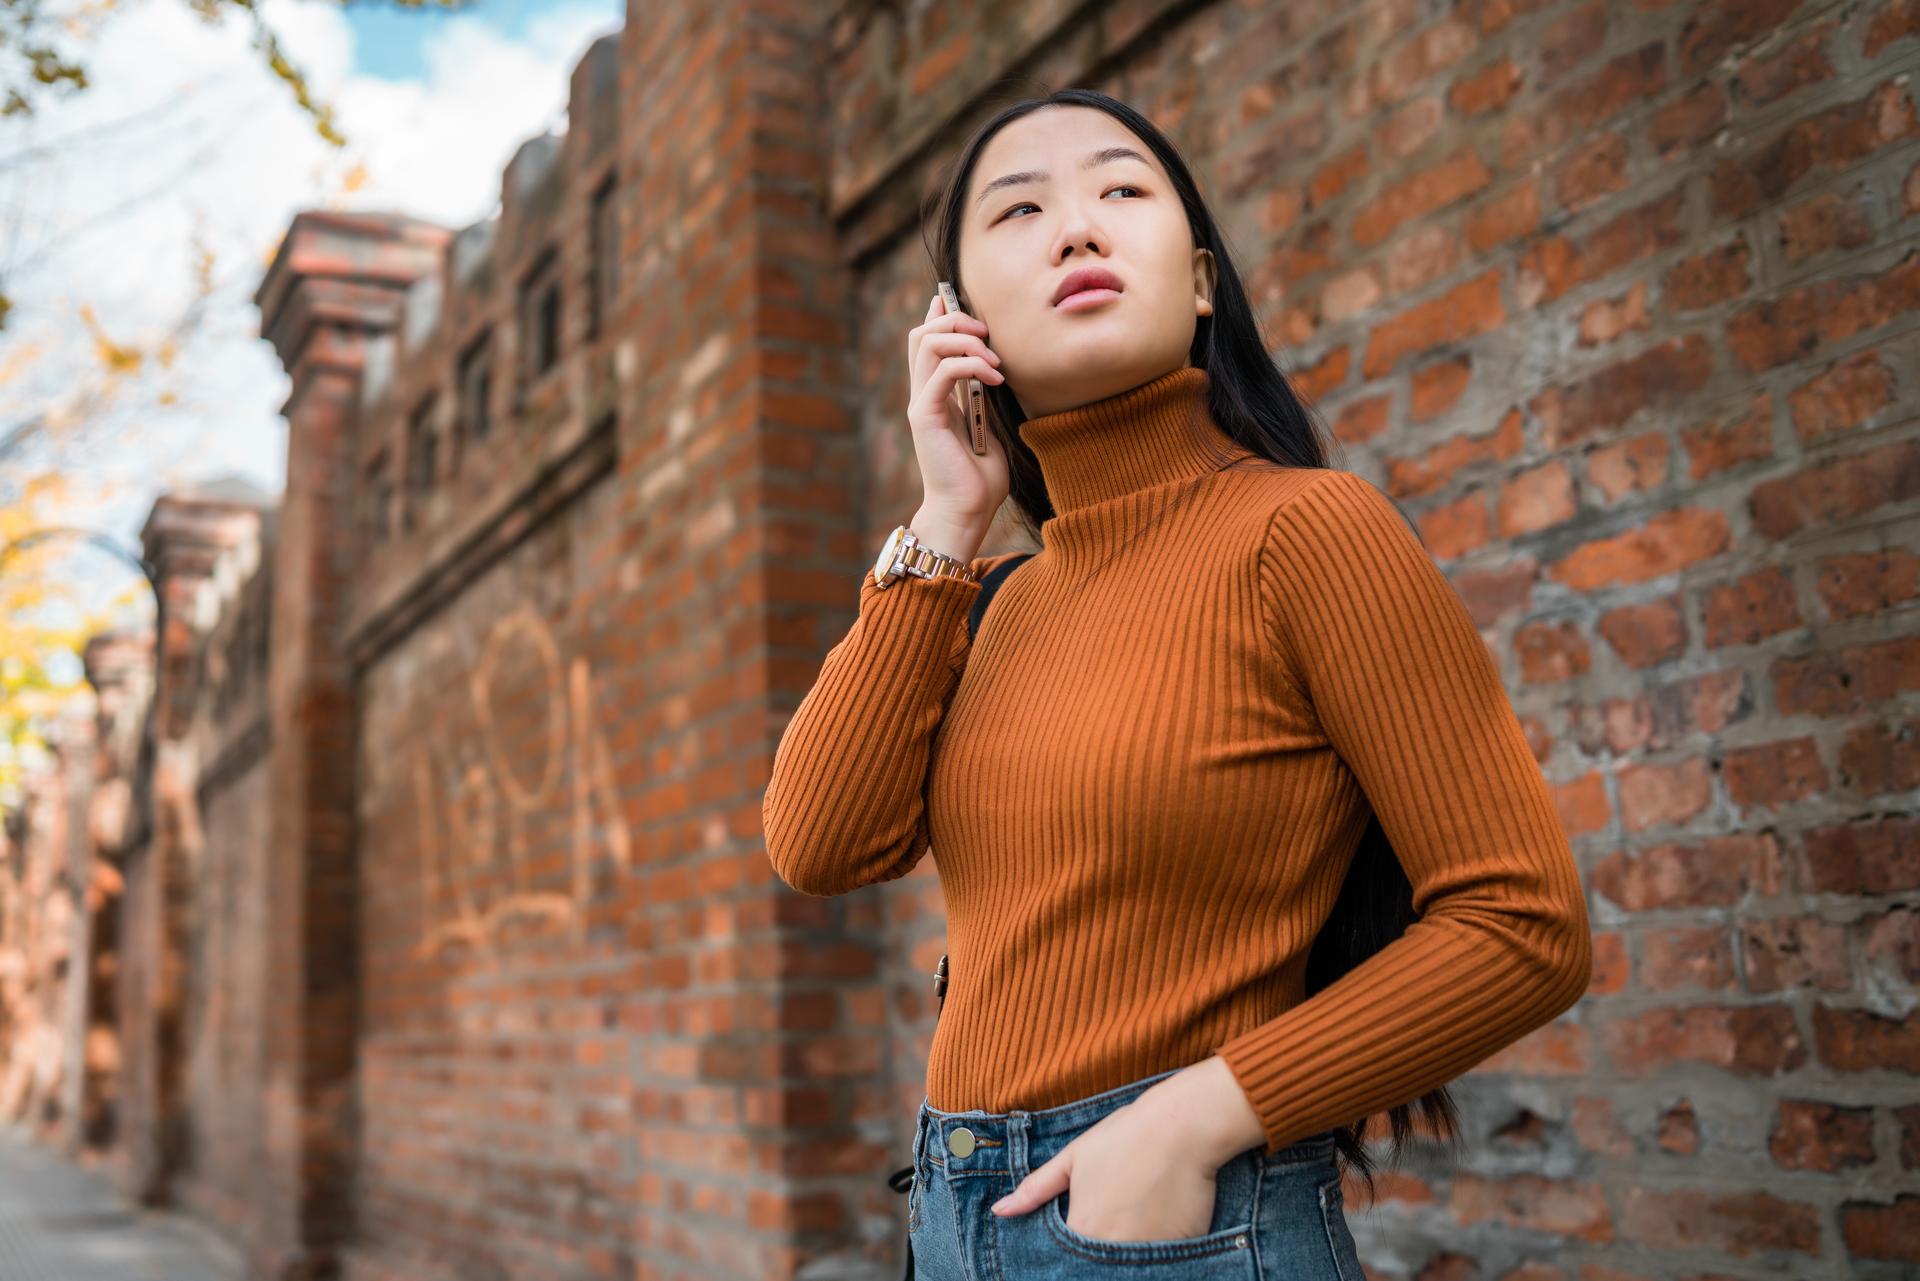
[948,1126,976,1158]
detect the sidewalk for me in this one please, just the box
[0,1125,244,1280]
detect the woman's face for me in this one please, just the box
[956,106,1215,419]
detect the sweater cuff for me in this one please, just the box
[856,565,982,676]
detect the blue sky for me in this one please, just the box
[346,0,621,80]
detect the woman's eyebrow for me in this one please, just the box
[973,146,1153,211]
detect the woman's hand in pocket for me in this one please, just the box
[987,1100,1222,1243]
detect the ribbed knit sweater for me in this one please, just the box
[763,364,1593,1156]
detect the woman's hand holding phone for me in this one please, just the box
[905,288,1009,558]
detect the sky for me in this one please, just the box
[0,0,623,637]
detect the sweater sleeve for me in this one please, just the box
[1215,469,1593,1155]
[763,551,1026,897]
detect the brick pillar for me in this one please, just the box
[79,630,152,1158]
[252,211,444,1280]
[614,0,912,1271]
[118,494,265,1202]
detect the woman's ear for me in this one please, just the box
[1193,248,1216,317]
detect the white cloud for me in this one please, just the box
[0,0,620,620]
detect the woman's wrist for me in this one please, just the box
[909,506,989,566]
[1135,1056,1269,1165]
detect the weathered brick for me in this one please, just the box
[1602,1004,1808,1075]
[1592,832,1783,911]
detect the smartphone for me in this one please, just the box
[936,280,990,455]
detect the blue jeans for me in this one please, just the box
[906,1065,1362,1280]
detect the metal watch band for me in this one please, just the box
[902,539,974,582]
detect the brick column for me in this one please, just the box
[116,494,266,1203]
[252,211,443,1280]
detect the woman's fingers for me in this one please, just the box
[990,1147,1070,1217]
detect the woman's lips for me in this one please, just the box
[1054,288,1122,312]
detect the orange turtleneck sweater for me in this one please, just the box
[762,364,1592,1155]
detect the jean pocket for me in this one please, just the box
[1317,1173,1362,1281]
[1039,1174,1258,1271]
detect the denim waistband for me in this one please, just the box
[915,1065,1338,1172]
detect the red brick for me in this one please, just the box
[1773,634,1920,717]
[1864,0,1920,58]
[1663,238,1752,311]
[1785,349,1894,440]
[1729,250,1920,373]
[1815,549,1920,621]
[1814,1004,1920,1071]
[1539,1,1607,79]
[1735,22,1839,106]
[1839,716,1920,795]
[1419,491,1492,558]
[1862,906,1920,987]
[1567,669,1753,759]
[1351,145,1494,248]
[1743,914,1851,991]
[1702,566,1802,648]
[1652,81,1729,155]
[1589,931,1630,995]
[1384,408,1524,497]
[1386,224,1462,293]
[1587,433,1670,504]
[1530,334,1715,448]
[1679,0,1809,75]
[1780,187,1875,263]
[1802,815,1920,893]
[1841,1194,1920,1264]
[1591,832,1783,911]
[1410,355,1472,421]
[1771,1099,1876,1171]
[1748,438,1920,539]
[1640,926,1735,992]
[1657,1098,1700,1154]
[1578,281,1651,347]
[1619,1185,1821,1257]
[1548,507,1731,592]
[1466,178,1540,254]
[1449,1172,1612,1241]
[1618,756,1714,831]
[1362,270,1506,377]
[1516,618,1592,684]
[1555,133,1630,212]
[1715,78,1920,218]
[1596,596,1687,670]
[1449,56,1523,116]
[1334,393,1390,444]
[1571,1096,1636,1157]
[1601,1004,1808,1075]
[1497,461,1577,537]
[1681,391,1774,481]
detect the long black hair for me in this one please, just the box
[919,85,1462,1197]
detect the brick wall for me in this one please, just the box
[1,0,1914,1277]
[834,0,1918,1270]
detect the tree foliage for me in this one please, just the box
[0,0,460,810]
[0,0,473,328]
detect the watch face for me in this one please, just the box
[874,527,906,582]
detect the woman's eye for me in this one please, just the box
[997,186,1142,222]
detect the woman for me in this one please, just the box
[762,87,1593,1279]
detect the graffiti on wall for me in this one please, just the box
[412,605,632,958]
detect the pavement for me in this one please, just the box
[0,1125,244,1280]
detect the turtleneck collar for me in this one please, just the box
[1016,365,1254,515]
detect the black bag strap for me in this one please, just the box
[966,553,1034,642]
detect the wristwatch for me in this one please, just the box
[872,524,978,589]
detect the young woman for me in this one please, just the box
[763,88,1593,1279]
